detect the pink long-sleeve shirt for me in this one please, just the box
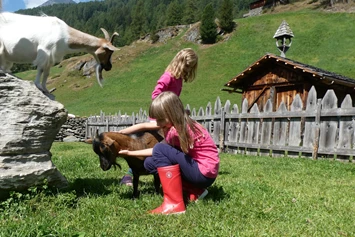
[164,125,220,179]
[152,71,182,100]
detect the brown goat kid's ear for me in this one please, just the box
[84,138,93,144]
[106,137,115,146]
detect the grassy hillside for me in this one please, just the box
[16,6,355,117]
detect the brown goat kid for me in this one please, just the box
[87,131,163,199]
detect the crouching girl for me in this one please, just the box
[119,91,220,215]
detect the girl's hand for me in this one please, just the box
[119,150,130,155]
[118,148,153,157]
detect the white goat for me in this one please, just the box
[0,12,119,94]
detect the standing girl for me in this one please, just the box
[119,91,220,215]
[119,48,199,185]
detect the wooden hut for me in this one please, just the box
[222,53,355,111]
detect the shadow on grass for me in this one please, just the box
[69,177,120,197]
[68,177,160,200]
[217,170,231,175]
[205,185,228,202]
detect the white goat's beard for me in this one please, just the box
[95,64,104,88]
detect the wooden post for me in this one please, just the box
[219,107,225,153]
[312,99,322,160]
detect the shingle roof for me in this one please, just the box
[224,53,355,90]
[273,20,294,38]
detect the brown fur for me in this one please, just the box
[87,131,163,198]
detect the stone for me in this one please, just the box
[0,73,68,200]
[63,135,80,142]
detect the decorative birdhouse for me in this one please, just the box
[273,20,294,57]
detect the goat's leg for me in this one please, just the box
[34,49,51,93]
[132,173,140,199]
[153,174,161,195]
[34,68,44,91]
[41,68,51,94]
[0,43,13,73]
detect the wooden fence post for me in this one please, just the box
[219,106,225,153]
[312,99,322,160]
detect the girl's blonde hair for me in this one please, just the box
[166,48,198,83]
[149,91,202,153]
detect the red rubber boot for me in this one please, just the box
[149,164,186,215]
[182,180,208,202]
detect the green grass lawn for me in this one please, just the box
[1,142,354,236]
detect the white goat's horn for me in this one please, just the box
[100,28,110,41]
[111,32,119,43]
[95,64,103,88]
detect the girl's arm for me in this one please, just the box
[118,121,159,134]
[152,72,171,99]
[119,148,153,157]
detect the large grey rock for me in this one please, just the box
[0,73,68,199]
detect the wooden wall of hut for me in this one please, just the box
[241,65,355,112]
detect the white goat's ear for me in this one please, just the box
[105,44,120,51]
[95,47,106,55]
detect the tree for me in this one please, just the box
[200,3,217,44]
[130,0,148,41]
[150,3,167,30]
[218,0,235,33]
[165,0,182,26]
[182,0,198,25]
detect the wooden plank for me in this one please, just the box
[185,104,191,115]
[197,107,205,128]
[337,95,354,160]
[246,103,260,155]
[226,104,239,154]
[213,97,222,144]
[205,102,212,134]
[288,94,303,157]
[219,107,225,152]
[224,142,314,154]
[260,99,273,156]
[311,99,322,159]
[272,102,288,157]
[229,104,240,142]
[318,90,338,158]
[223,100,231,145]
[238,99,249,154]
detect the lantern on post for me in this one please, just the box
[273,20,294,58]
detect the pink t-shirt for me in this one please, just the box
[164,125,220,179]
[152,71,182,99]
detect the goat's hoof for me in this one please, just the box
[43,92,55,101]
[132,191,140,200]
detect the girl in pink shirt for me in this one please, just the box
[151,48,198,99]
[119,92,220,215]
[119,48,198,185]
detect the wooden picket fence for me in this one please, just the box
[86,86,355,160]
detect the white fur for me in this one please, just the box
[0,12,119,93]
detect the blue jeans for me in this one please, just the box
[144,143,215,188]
